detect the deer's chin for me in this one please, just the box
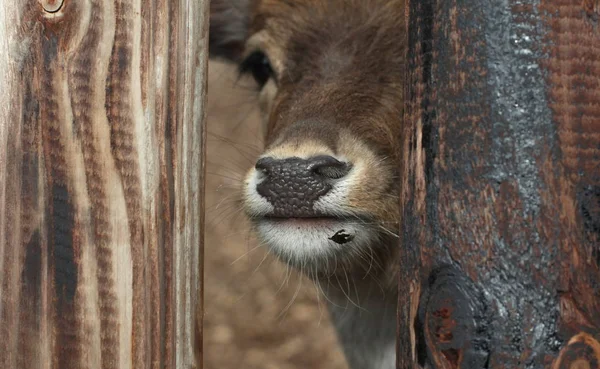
[250,216,378,270]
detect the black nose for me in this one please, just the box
[255,155,351,217]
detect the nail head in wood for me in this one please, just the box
[39,0,64,13]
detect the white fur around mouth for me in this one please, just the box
[243,145,381,266]
[254,218,375,266]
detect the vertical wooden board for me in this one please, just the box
[400,0,599,368]
[0,0,208,368]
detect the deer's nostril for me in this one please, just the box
[255,157,277,173]
[308,155,352,179]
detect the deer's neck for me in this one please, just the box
[325,284,397,369]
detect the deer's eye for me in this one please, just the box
[239,51,274,88]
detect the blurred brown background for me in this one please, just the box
[203,60,348,369]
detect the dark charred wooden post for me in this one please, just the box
[399,0,599,368]
[0,0,207,368]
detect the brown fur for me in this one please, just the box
[254,0,405,152]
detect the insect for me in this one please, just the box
[329,229,355,244]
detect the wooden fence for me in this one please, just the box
[1,0,599,368]
[399,0,600,367]
[0,0,207,368]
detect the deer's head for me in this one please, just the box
[210,0,405,283]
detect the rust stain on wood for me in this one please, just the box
[582,0,600,17]
[0,0,208,368]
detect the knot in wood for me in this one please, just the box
[570,359,591,369]
[39,0,64,13]
[419,266,490,369]
[554,333,600,369]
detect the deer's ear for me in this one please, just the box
[209,0,251,62]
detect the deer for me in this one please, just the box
[209,1,405,367]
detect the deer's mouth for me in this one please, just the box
[256,214,369,231]
[255,214,350,229]
[261,216,340,225]
[250,212,374,257]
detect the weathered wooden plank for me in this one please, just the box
[0,0,207,368]
[400,0,599,367]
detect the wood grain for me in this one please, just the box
[0,0,208,368]
[400,0,599,367]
